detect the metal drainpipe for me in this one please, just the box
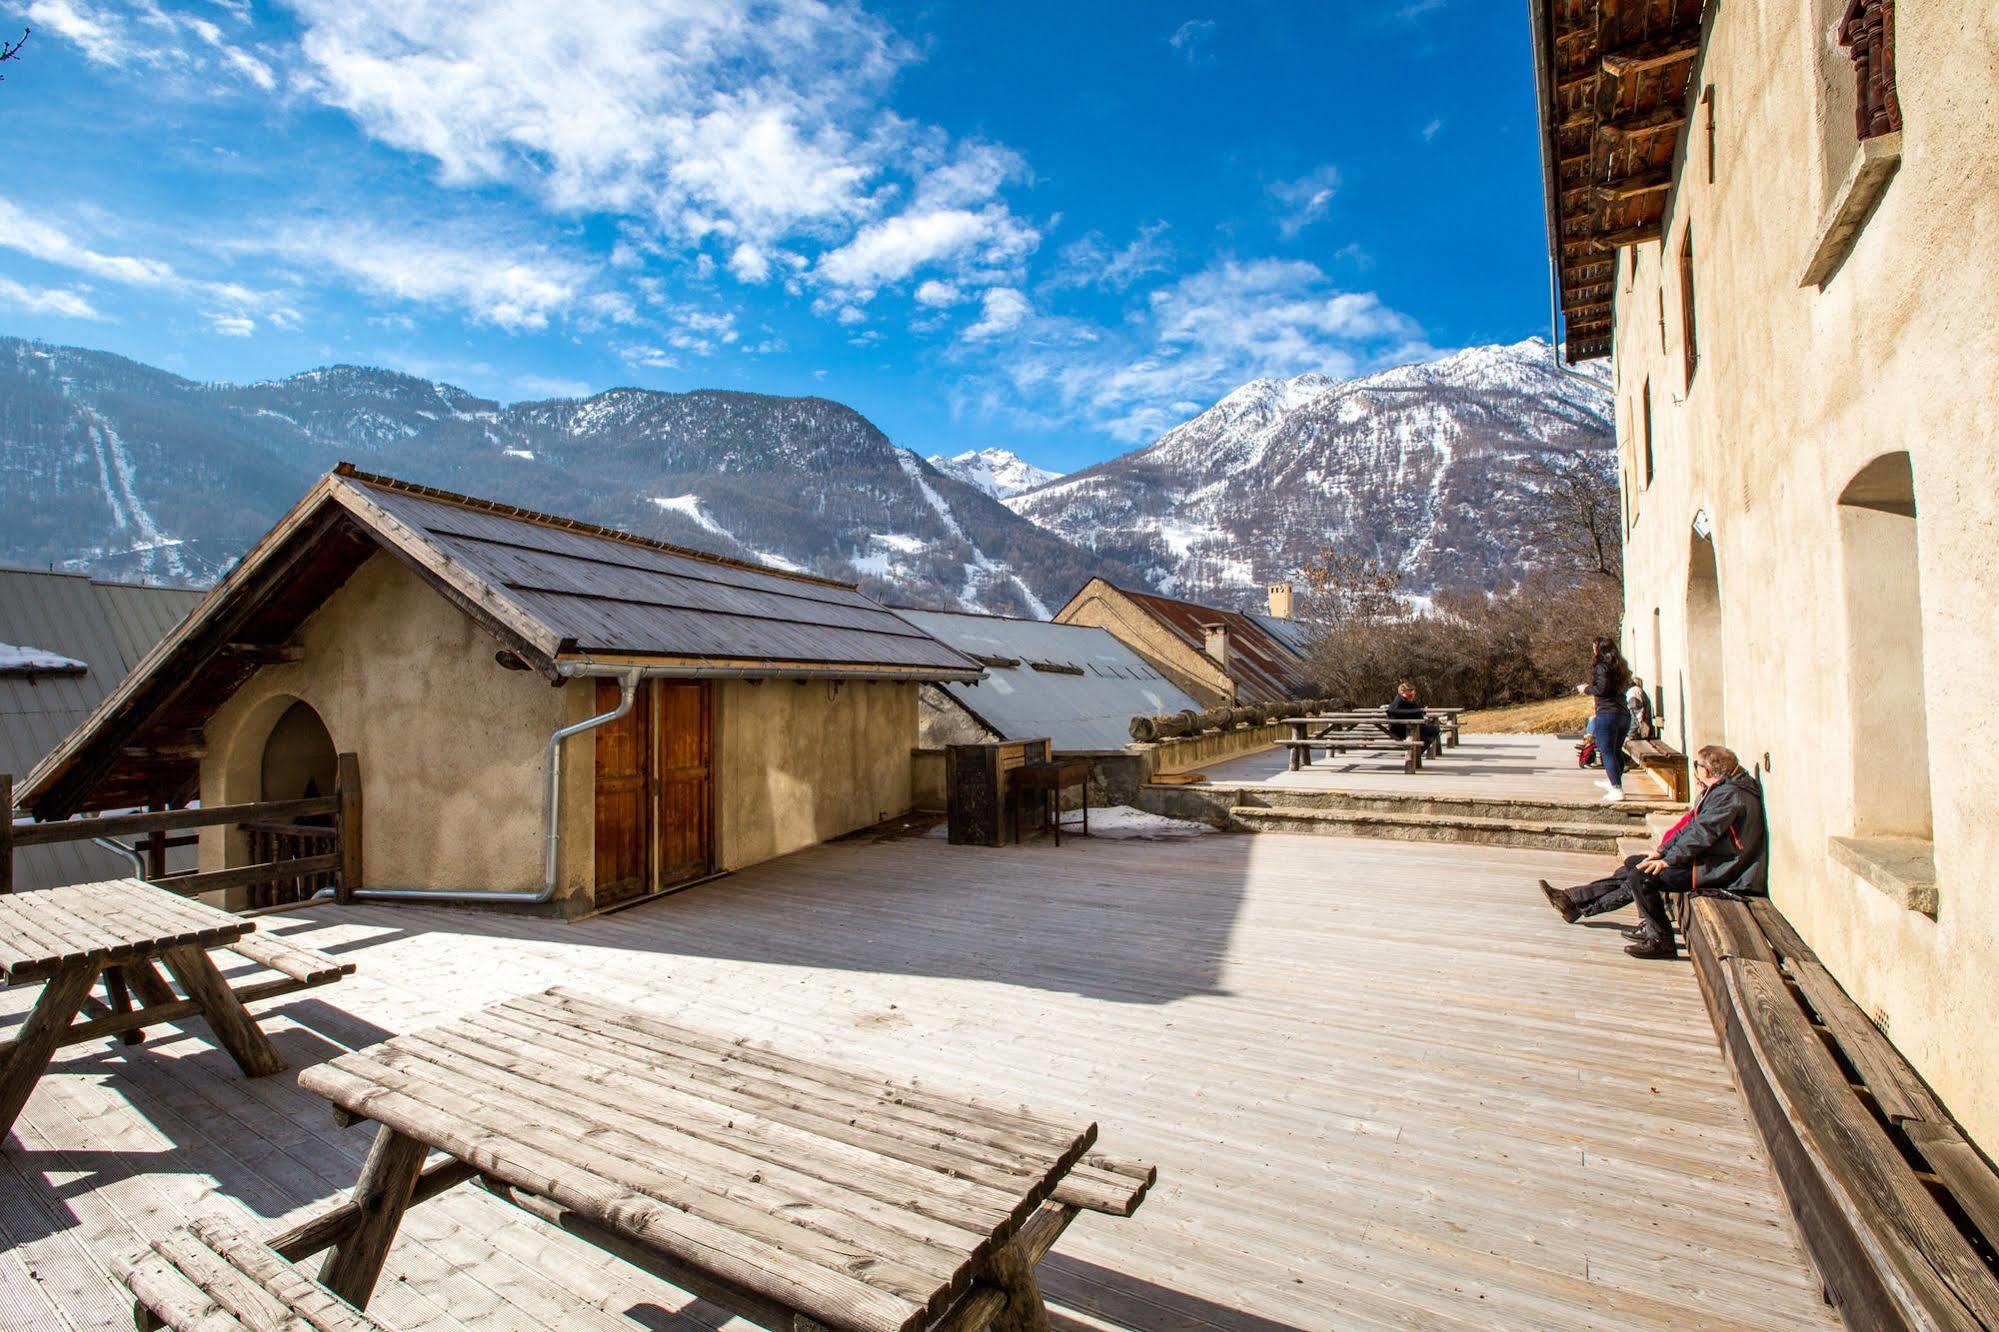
[347,665,642,907]
[94,835,147,877]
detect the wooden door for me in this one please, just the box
[652,680,713,888]
[593,677,652,909]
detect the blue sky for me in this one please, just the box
[0,0,1553,472]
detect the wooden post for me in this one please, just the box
[318,1124,428,1309]
[145,802,167,882]
[334,752,361,905]
[1,773,12,896]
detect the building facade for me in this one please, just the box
[1533,1,1999,1147]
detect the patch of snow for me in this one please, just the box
[926,448,1065,500]
[0,643,88,673]
[870,533,927,553]
[650,495,805,573]
[896,450,965,540]
[503,448,535,460]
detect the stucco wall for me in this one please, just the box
[198,553,596,905]
[1054,582,1234,706]
[1610,6,1999,1147]
[714,677,917,870]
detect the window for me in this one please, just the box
[1679,230,1699,385]
[1641,380,1655,487]
[1802,0,1903,285]
[1839,0,1902,142]
[1838,453,1931,841]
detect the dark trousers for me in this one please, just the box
[1563,854,1693,920]
[1632,865,1697,942]
[1589,709,1631,787]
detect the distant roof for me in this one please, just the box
[895,608,1204,752]
[1077,582,1311,705]
[17,466,980,817]
[0,567,205,886]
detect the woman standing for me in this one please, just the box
[1576,636,1633,801]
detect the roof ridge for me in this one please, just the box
[331,462,859,593]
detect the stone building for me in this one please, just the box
[14,466,980,916]
[1051,579,1311,707]
[1530,0,1999,1147]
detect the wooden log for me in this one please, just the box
[0,960,104,1139]
[932,1203,1079,1332]
[160,944,286,1078]
[188,1216,391,1332]
[8,796,339,847]
[1600,34,1701,79]
[318,1124,431,1311]
[150,1228,301,1329]
[219,642,304,665]
[267,1157,479,1262]
[335,751,361,905]
[977,1232,1051,1332]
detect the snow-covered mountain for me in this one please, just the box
[924,448,1064,500]
[1006,337,1614,603]
[0,338,1135,616]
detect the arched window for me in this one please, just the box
[1683,528,1727,754]
[1838,453,1930,837]
[260,699,337,803]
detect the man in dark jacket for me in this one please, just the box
[1624,744,1767,959]
[1383,682,1441,753]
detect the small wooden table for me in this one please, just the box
[1009,760,1091,846]
[0,878,288,1145]
[295,988,1152,1332]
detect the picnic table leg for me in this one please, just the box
[159,944,285,1078]
[101,966,144,1046]
[0,960,102,1145]
[125,959,178,1009]
[319,1123,429,1309]
[980,1232,1054,1332]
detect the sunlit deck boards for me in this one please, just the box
[0,831,1833,1330]
[1197,731,1665,804]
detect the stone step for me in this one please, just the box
[1230,786,1674,829]
[1229,804,1630,854]
[1618,836,1655,860]
[1646,811,1684,839]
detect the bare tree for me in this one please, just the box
[0,28,27,79]
[1515,447,1623,581]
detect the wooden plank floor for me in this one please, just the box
[0,831,1835,1330]
[1198,732,1672,804]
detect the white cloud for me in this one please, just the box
[513,373,594,399]
[1048,223,1173,292]
[28,0,280,92]
[1268,165,1341,239]
[0,275,105,320]
[208,312,256,336]
[914,279,964,307]
[1422,117,1445,142]
[727,242,771,283]
[1168,19,1216,65]
[962,287,1028,341]
[986,257,1430,442]
[618,344,678,369]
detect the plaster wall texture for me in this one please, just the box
[713,677,917,871]
[1609,3,1999,1147]
[198,553,596,904]
[1054,583,1235,706]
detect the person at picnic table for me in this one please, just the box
[1626,675,1657,740]
[1575,636,1633,801]
[1536,744,1768,959]
[1383,681,1441,751]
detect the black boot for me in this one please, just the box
[1624,928,1677,960]
[1539,880,1581,924]
[1620,924,1649,942]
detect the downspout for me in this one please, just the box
[347,665,641,907]
[94,835,147,877]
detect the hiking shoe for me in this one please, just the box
[1539,880,1581,924]
[1624,932,1677,960]
[1620,924,1650,942]
[1601,786,1626,803]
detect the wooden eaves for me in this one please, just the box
[1530,0,1708,363]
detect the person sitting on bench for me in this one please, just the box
[1537,745,1767,958]
[1383,682,1441,752]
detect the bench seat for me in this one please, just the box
[123,1217,401,1331]
[223,932,354,988]
[1280,738,1425,774]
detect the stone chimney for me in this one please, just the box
[1266,582,1295,620]
[1201,622,1230,669]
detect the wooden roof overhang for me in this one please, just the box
[17,466,982,819]
[1529,0,1708,362]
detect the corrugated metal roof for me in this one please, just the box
[1,567,203,888]
[896,609,1204,752]
[1114,585,1311,704]
[1247,611,1312,657]
[349,474,981,674]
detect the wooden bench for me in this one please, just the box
[1281,737,1425,774]
[1685,895,1999,1330]
[123,1217,400,1331]
[1623,736,1689,801]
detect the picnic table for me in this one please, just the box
[0,877,354,1147]
[1280,712,1457,773]
[234,988,1155,1332]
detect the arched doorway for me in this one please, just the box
[1683,527,1727,755]
[1839,453,1930,837]
[260,699,337,801]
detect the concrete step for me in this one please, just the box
[1617,836,1655,860]
[1646,811,1683,839]
[1230,786,1673,830]
[1230,804,1630,854]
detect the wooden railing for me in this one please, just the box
[1,752,362,912]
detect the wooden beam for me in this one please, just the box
[1601,35,1701,79]
[335,751,362,906]
[1591,220,1665,251]
[1599,106,1688,141]
[1595,168,1675,202]
[119,745,205,762]
[8,796,338,847]
[219,642,304,665]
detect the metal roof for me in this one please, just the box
[895,609,1204,752]
[1104,584,1312,705]
[0,568,204,887]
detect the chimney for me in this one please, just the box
[1267,582,1294,620]
[1201,622,1230,669]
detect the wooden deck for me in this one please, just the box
[0,831,1834,1330]
[1196,732,1673,804]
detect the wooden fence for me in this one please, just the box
[1,752,362,913]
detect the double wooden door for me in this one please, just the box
[593,678,714,910]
